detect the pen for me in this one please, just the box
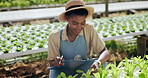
[60,55,63,59]
[59,55,63,64]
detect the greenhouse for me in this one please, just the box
[0,0,148,78]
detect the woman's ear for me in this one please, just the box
[65,16,69,22]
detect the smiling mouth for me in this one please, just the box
[75,29,81,33]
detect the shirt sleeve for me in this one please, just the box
[90,26,105,55]
[48,32,60,60]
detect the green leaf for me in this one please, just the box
[73,74,78,78]
[105,63,111,69]
[60,72,67,78]
[146,55,148,59]
[102,70,109,78]
[76,70,84,74]
[68,75,73,78]
[117,61,123,68]
[57,75,61,78]
[93,73,100,78]
[139,73,145,78]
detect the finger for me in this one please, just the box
[57,63,64,67]
[59,63,64,66]
[50,60,60,67]
[59,59,64,61]
[91,65,96,69]
[91,69,98,74]
[55,58,64,62]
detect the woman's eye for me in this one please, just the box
[73,23,78,25]
[81,22,86,25]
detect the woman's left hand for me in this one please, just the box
[90,60,101,74]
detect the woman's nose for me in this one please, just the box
[77,24,83,28]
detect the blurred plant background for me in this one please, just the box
[0,0,142,8]
[105,37,137,62]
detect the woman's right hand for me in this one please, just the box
[49,57,64,67]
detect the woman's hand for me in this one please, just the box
[49,56,64,67]
[90,60,101,74]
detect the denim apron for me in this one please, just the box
[49,30,96,78]
[49,30,108,78]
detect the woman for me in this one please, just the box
[48,0,110,78]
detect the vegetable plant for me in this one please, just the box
[56,55,148,78]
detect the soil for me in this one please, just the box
[0,60,49,78]
[0,53,127,78]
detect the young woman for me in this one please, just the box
[48,0,110,78]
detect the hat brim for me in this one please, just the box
[58,6,94,22]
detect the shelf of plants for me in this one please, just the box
[0,13,148,59]
[0,0,105,8]
[56,55,148,78]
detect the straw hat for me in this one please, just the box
[58,0,94,22]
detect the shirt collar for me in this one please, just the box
[62,25,84,41]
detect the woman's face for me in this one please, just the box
[66,15,86,35]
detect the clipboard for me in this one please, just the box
[49,59,96,69]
